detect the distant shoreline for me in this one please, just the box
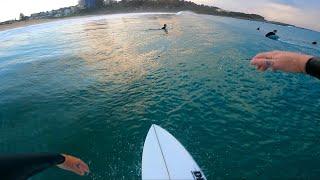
[0,9,298,33]
[0,0,267,32]
[0,19,54,32]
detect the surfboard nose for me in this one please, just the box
[142,124,206,180]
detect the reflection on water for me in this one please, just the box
[71,14,186,83]
[61,13,220,84]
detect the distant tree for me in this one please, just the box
[19,13,26,21]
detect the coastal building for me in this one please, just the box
[79,0,97,9]
[64,8,72,16]
[70,6,78,14]
[0,20,16,25]
[104,0,113,5]
[28,6,80,20]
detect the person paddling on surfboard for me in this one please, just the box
[266,30,279,40]
[161,24,167,30]
[147,24,168,34]
[0,153,89,179]
[161,24,168,34]
[265,30,277,37]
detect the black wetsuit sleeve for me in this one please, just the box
[0,153,65,180]
[306,57,320,79]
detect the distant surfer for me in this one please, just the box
[161,24,168,34]
[265,30,279,40]
[257,27,260,31]
[265,30,277,37]
[0,153,89,179]
[147,24,168,34]
[312,41,317,45]
[161,24,167,30]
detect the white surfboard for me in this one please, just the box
[142,124,206,180]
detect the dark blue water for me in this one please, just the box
[1,12,320,179]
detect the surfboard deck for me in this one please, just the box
[142,124,206,180]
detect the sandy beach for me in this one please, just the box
[0,19,57,32]
[0,18,76,32]
[0,11,166,32]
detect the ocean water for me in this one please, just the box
[1,12,320,179]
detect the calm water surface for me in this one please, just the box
[1,12,320,179]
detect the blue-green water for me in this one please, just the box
[1,12,320,179]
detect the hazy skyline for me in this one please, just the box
[0,0,319,31]
[197,0,320,31]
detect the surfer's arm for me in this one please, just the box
[250,51,320,78]
[0,153,89,179]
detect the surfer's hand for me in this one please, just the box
[57,154,89,176]
[251,51,312,73]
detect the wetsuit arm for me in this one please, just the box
[306,57,320,79]
[0,153,65,180]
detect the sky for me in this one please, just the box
[195,0,320,31]
[0,0,319,31]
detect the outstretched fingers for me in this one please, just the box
[252,51,281,61]
[251,58,274,71]
[58,154,90,176]
[79,161,90,174]
[73,159,89,175]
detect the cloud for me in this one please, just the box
[0,0,78,22]
[192,0,320,31]
[258,2,320,30]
